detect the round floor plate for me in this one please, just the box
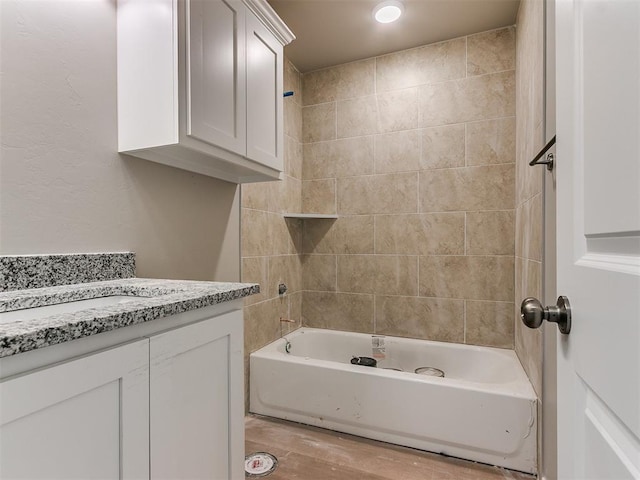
[245,452,278,477]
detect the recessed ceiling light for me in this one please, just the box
[373,0,404,24]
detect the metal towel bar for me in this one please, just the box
[529,135,556,171]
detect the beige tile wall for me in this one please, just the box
[241,58,304,410]
[515,0,545,397]
[300,27,517,349]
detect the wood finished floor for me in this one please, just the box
[245,415,535,480]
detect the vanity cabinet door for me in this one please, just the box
[0,339,149,480]
[246,10,284,171]
[187,0,247,156]
[149,310,244,480]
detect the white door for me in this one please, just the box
[556,0,640,478]
[149,311,244,480]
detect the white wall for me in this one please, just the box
[0,0,240,282]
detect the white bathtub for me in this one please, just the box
[250,328,537,474]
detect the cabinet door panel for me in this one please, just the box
[0,339,149,480]
[246,13,283,171]
[187,0,246,154]
[150,310,244,480]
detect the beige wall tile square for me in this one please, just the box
[302,254,336,291]
[419,164,514,212]
[242,208,271,257]
[515,130,544,206]
[284,134,303,180]
[303,59,375,106]
[302,179,336,214]
[338,173,418,214]
[269,175,301,214]
[285,217,304,254]
[244,297,288,353]
[421,124,465,169]
[467,27,516,76]
[303,103,336,143]
[284,97,303,142]
[418,71,515,127]
[337,255,418,296]
[375,213,465,255]
[302,291,374,333]
[303,67,338,106]
[515,193,543,261]
[465,300,515,348]
[285,291,304,333]
[515,257,542,395]
[303,142,334,180]
[377,88,419,133]
[419,256,514,301]
[242,256,269,306]
[268,255,302,298]
[287,176,303,214]
[241,182,271,211]
[304,136,374,180]
[375,296,464,342]
[466,210,515,255]
[284,58,301,103]
[466,117,516,166]
[376,37,466,92]
[515,317,542,396]
[515,256,542,306]
[269,213,300,255]
[374,130,421,174]
[337,95,378,138]
[303,216,374,255]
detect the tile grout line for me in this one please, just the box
[465,35,468,79]
[416,255,420,302]
[464,212,467,255]
[463,300,467,343]
[464,122,468,167]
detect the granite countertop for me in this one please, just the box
[0,278,259,358]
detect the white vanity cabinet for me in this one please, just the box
[0,305,245,480]
[117,0,294,183]
[0,339,150,479]
[150,310,244,480]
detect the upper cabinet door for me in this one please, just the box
[246,12,284,171]
[187,0,246,155]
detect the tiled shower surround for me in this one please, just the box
[242,28,519,403]
[300,27,516,347]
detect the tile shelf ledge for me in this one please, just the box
[283,213,338,219]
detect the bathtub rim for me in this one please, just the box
[252,327,537,399]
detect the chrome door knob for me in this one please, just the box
[520,296,572,334]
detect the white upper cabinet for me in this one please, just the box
[117,0,294,183]
[187,0,246,155]
[246,10,283,171]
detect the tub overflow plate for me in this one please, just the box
[415,366,445,377]
[245,452,278,477]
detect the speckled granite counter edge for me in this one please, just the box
[0,252,135,292]
[0,278,259,358]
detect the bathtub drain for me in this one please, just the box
[415,367,445,377]
[245,452,278,477]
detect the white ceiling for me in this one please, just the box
[267,0,521,73]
